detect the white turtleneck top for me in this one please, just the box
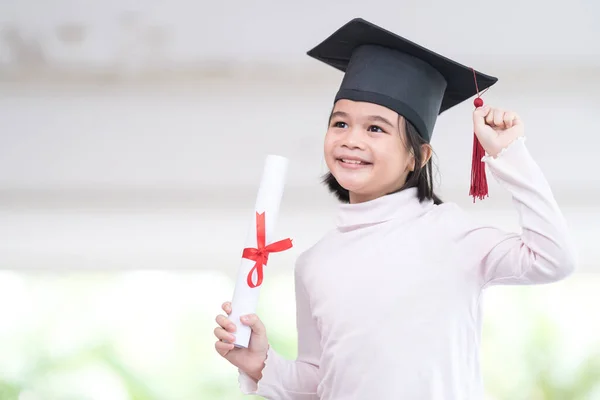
[237,138,576,400]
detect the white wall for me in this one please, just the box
[1,77,599,274]
[1,75,599,198]
[0,0,598,274]
[1,0,599,71]
[0,206,598,274]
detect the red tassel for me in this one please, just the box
[469,73,489,202]
[469,131,488,202]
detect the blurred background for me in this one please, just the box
[1,1,599,399]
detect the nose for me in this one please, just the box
[341,126,365,149]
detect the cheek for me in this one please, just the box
[323,131,336,156]
[374,143,406,166]
[373,144,410,175]
[323,131,336,168]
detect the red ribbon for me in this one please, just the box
[242,212,293,288]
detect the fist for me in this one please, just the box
[473,105,524,158]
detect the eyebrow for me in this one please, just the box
[329,110,395,128]
[329,111,349,122]
[366,114,394,128]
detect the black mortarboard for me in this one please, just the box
[306,18,498,142]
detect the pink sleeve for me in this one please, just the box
[238,265,321,399]
[459,138,577,287]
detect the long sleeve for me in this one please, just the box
[457,137,577,287]
[238,264,321,399]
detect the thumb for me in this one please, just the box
[241,314,266,336]
[472,105,490,132]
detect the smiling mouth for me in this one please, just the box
[337,158,372,167]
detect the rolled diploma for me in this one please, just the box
[229,154,289,348]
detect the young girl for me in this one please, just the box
[213,18,576,399]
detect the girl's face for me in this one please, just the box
[324,99,416,204]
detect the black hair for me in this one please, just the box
[322,115,443,205]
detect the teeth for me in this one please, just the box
[341,159,364,164]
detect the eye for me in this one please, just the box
[332,121,348,128]
[368,125,385,133]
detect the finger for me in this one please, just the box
[503,112,516,128]
[214,326,236,342]
[512,115,523,126]
[216,314,237,333]
[485,107,496,126]
[493,109,505,127]
[473,104,491,118]
[473,105,491,130]
[215,340,235,357]
[222,301,232,315]
[240,314,266,336]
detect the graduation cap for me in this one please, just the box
[307,18,498,201]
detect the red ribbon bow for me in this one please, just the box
[242,212,293,288]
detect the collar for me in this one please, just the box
[335,187,434,229]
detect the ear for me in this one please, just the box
[407,144,432,172]
[420,144,433,168]
[407,151,416,172]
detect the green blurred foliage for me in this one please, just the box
[0,272,597,400]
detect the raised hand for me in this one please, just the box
[473,105,525,158]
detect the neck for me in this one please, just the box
[349,191,385,204]
[349,186,405,204]
[336,187,434,230]
[349,182,407,204]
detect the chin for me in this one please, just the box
[333,176,369,194]
[331,168,371,188]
